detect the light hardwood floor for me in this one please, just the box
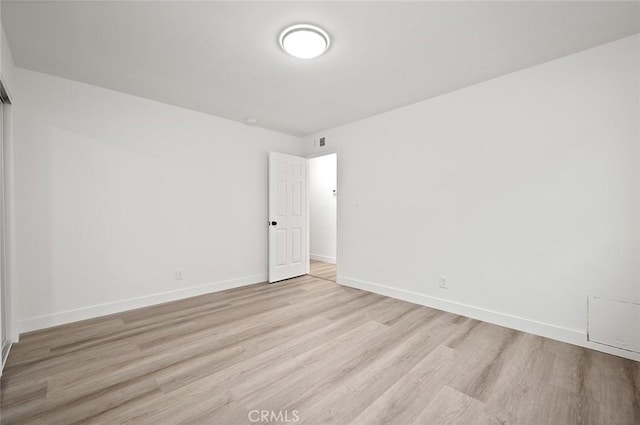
[1,272,638,425]
[309,260,336,282]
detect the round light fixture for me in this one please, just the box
[279,24,330,59]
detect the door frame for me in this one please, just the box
[305,151,338,279]
[0,76,15,374]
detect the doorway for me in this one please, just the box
[308,153,337,282]
[0,84,10,368]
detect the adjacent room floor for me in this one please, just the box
[1,274,638,425]
[309,260,336,282]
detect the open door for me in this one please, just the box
[269,152,307,283]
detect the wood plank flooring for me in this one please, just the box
[1,270,638,425]
[309,260,336,282]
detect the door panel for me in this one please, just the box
[292,181,302,216]
[291,227,302,264]
[276,229,287,266]
[269,152,307,282]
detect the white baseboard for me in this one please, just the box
[310,254,337,264]
[338,275,640,362]
[18,273,268,334]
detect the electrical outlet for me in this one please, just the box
[175,268,184,280]
[439,276,448,289]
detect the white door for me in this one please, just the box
[269,152,307,283]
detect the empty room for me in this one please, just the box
[0,1,638,424]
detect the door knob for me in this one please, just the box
[271,221,277,226]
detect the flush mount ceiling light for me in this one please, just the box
[279,24,330,59]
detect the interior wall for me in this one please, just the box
[13,68,303,332]
[303,35,640,360]
[309,153,337,264]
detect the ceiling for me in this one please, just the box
[3,1,639,136]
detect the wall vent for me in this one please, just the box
[319,137,326,147]
[588,296,640,353]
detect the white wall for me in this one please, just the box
[304,35,640,360]
[14,68,303,332]
[309,153,337,264]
